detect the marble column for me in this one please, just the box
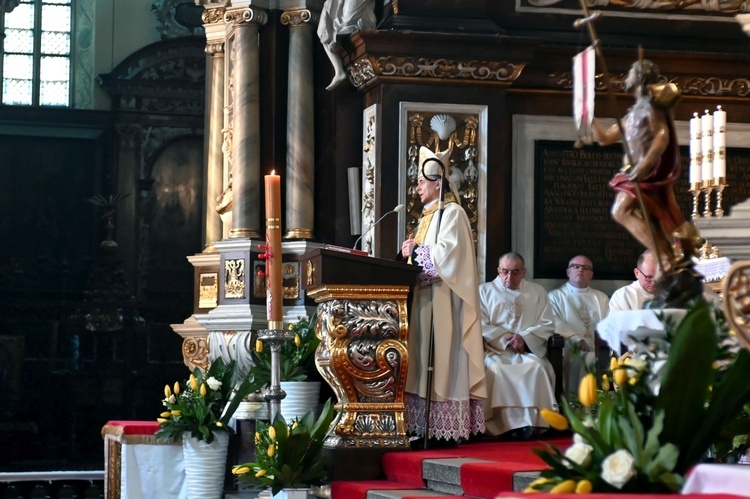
[202,8,227,247]
[281,8,317,239]
[226,6,267,239]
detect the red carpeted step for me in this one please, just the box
[382,437,571,487]
[496,494,747,499]
[331,479,429,499]
[459,461,543,499]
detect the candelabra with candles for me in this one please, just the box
[689,107,728,218]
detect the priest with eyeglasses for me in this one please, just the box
[548,255,609,396]
[478,252,556,438]
[609,250,658,314]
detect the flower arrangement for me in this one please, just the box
[529,301,750,494]
[233,398,337,496]
[156,357,264,443]
[252,314,321,383]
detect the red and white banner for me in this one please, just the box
[573,46,595,145]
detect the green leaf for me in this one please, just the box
[656,301,716,457]
[683,349,750,470]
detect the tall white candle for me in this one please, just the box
[689,112,702,185]
[701,110,714,184]
[713,105,727,180]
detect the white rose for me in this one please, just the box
[601,449,636,489]
[206,377,222,391]
[564,442,593,468]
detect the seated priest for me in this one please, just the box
[479,252,557,438]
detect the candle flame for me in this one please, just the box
[271,169,275,175]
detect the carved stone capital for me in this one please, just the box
[280,8,318,27]
[206,41,225,56]
[201,7,226,25]
[182,336,210,372]
[224,7,268,26]
[348,55,526,88]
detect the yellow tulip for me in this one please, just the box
[609,356,619,372]
[216,422,224,427]
[578,373,597,407]
[255,432,261,443]
[200,383,207,396]
[256,339,263,353]
[160,411,171,418]
[523,485,541,493]
[629,377,638,385]
[614,367,629,387]
[190,376,198,391]
[268,426,276,440]
[157,418,168,423]
[527,477,551,488]
[170,410,181,416]
[232,466,250,475]
[267,445,275,457]
[575,479,593,494]
[291,421,298,430]
[173,382,180,395]
[601,374,610,392]
[255,469,267,477]
[288,323,294,330]
[294,333,301,347]
[164,385,172,398]
[550,479,576,494]
[540,409,568,431]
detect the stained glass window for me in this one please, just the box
[2,0,72,106]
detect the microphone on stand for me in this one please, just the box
[353,204,405,250]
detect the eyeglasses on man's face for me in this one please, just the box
[499,268,523,276]
[568,263,593,271]
[636,268,655,281]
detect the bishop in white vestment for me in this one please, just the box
[400,147,487,442]
[479,253,556,436]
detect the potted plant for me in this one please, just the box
[233,399,337,499]
[156,357,264,499]
[252,314,323,421]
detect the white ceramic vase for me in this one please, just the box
[272,488,309,499]
[280,381,321,422]
[182,431,229,499]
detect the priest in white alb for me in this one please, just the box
[479,252,556,437]
[609,250,658,314]
[548,255,609,395]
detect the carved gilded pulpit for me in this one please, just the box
[300,248,419,479]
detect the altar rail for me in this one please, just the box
[0,471,104,498]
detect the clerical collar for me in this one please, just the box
[565,282,590,293]
[421,192,457,216]
[636,281,654,297]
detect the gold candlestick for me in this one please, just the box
[690,181,703,219]
[702,179,715,218]
[714,177,728,218]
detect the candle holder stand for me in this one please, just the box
[257,327,294,422]
[702,183,714,218]
[714,179,728,218]
[690,182,702,219]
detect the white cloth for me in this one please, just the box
[405,201,487,440]
[479,278,556,435]
[681,463,750,496]
[597,309,686,353]
[548,282,609,393]
[121,443,186,499]
[609,281,654,314]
